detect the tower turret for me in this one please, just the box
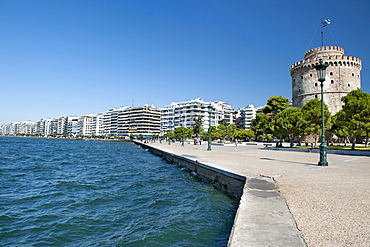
[290,46,361,114]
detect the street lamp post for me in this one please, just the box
[314,58,329,166]
[207,105,212,151]
[181,115,184,147]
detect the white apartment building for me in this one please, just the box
[35,118,57,136]
[160,98,235,136]
[76,114,104,137]
[103,106,130,137]
[102,105,160,138]
[91,113,104,136]
[77,115,93,136]
[18,121,36,135]
[67,116,78,136]
[236,105,264,130]
[0,122,20,135]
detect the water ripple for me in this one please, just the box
[0,137,237,246]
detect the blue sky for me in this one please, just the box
[1,0,369,124]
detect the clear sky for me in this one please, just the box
[1,0,369,124]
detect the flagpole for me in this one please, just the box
[321,18,324,47]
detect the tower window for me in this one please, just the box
[348,84,351,87]
[330,72,333,75]
[352,73,354,76]
[301,76,303,79]
[315,83,318,87]
[331,80,334,84]
[310,74,312,77]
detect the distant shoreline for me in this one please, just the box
[0,135,131,142]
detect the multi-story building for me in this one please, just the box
[77,115,93,136]
[0,122,20,135]
[102,105,160,138]
[35,118,57,136]
[56,116,68,135]
[103,106,129,137]
[18,121,36,135]
[91,113,104,136]
[67,116,78,136]
[160,98,235,136]
[236,105,264,130]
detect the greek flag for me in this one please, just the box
[322,19,331,27]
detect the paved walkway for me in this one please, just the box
[144,141,370,247]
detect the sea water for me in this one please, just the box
[0,137,238,246]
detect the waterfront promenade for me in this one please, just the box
[141,141,370,247]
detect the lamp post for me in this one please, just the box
[207,105,212,151]
[314,58,329,166]
[181,115,184,147]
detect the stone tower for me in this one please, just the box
[290,46,362,114]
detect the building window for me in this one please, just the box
[330,72,333,75]
[298,89,301,92]
[301,76,303,79]
[331,80,334,84]
[348,83,351,87]
[315,95,318,98]
[310,74,312,77]
[315,82,318,87]
[352,73,355,76]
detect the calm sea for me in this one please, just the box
[0,137,238,246]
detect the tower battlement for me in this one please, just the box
[304,46,344,59]
[290,46,362,114]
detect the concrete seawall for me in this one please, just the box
[133,141,306,246]
[134,141,246,198]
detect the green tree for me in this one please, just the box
[226,124,237,140]
[302,99,331,147]
[191,116,203,137]
[174,127,192,139]
[274,107,304,147]
[235,129,254,141]
[201,126,219,141]
[163,131,174,139]
[251,113,273,137]
[217,123,228,141]
[333,89,370,149]
[262,96,290,116]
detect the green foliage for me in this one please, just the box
[274,107,304,147]
[332,89,370,149]
[301,99,331,144]
[174,126,192,139]
[262,96,290,115]
[191,115,203,137]
[162,131,175,139]
[234,129,254,141]
[251,113,273,136]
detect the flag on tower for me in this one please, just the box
[322,19,331,27]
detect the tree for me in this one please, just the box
[274,107,304,147]
[226,124,237,140]
[174,126,192,139]
[262,96,290,116]
[162,131,174,139]
[334,89,370,149]
[251,113,273,137]
[235,129,254,141]
[191,116,203,137]
[301,99,331,147]
[201,126,219,141]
